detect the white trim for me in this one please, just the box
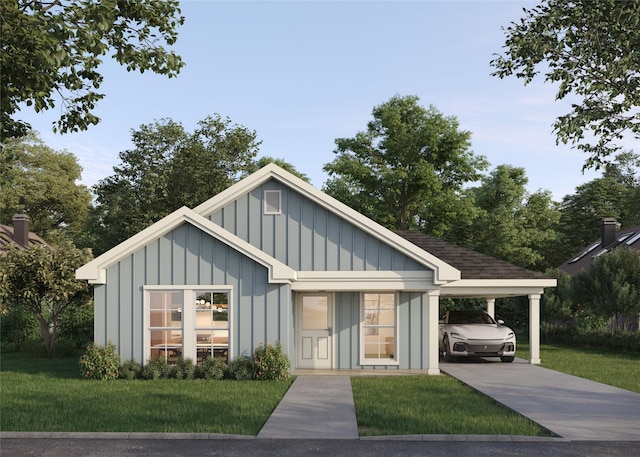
[143,286,233,364]
[292,270,435,291]
[76,207,296,284]
[193,164,460,284]
[441,279,557,298]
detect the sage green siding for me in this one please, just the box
[209,180,427,272]
[94,223,293,364]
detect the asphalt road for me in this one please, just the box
[1,438,638,457]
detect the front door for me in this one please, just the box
[297,293,332,369]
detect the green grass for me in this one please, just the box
[351,375,551,437]
[0,353,293,434]
[517,342,640,393]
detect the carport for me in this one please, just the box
[397,232,557,366]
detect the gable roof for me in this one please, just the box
[76,206,296,284]
[194,163,460,284]
[559,222,640,276]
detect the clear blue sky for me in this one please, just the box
[19,0,604,200]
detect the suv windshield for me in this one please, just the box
[447,311,496,325]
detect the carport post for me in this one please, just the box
[427,290,441,375]
[486,298,495,318]
[528,294,541,364]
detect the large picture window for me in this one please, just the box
[361,292,397,363]
[146,287,231,365]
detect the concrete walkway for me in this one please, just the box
[441,359,640,441]
[258,361,640,441]
[257,375,359,439]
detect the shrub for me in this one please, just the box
[173,357,196,379]
[197,356,227,380]
[253,340,290,380]
[119,359,142,379]
[20,338,48,358]
[142,356,172,380]
[542,327,640,354]
[58,303,94,348]
[79,342,121,380]
[54,338,80,357]
[0,306,40,351]
[229,355,255,380]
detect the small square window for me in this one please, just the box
[264,190,281,215]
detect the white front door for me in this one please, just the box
[297,293,332,369]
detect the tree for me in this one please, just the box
[1,0,184,140]
[323,95,487,235]
[0,131,92,239]
[556,152,640,262]
[491,0,640,169]
[245,156,310,182]
[0,242,92,356]
[91,115,261,252]
[463,165,559,270]
[572,247,640,332]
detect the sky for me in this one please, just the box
[17,0,606,201]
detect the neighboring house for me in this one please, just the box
[0,214,50,255]
[76,164,555,374]
[559,218,640,276]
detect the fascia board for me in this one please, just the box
[76,206,296,284]
[441,279,557,298]
[193,164,460,284]
[292,271,435,291]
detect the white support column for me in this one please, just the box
[528,293,541,365]
[427,290,441,375]
[486,298,496,319]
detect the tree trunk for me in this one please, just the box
[36,316,55,357]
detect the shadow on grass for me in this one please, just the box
[0,351,82,379]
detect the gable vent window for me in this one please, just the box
[264,190,282,215]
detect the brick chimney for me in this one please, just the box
[12,214,30,247]
[601,217,617,248]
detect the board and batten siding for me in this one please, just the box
[208,179,428,272]
[333,291,431,370]
[93,223,292,364]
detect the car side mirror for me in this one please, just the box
[497,319,505,324]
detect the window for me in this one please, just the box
[361,292,397,363]
[264,190,281,214]
[149,291,183,363]
[146,287,231,365]
[195,291,229,363]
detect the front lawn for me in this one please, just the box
[351,375,551,437]
[517,342,640,393]
[0,353,293,434]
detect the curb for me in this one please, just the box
[1,431,568,442]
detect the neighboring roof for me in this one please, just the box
[559,223,640,276]
[194,163,461,284]
[0,224,50,255]
[396,231,549,280]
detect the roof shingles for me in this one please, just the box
[396,231,549,280]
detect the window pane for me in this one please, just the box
[302,296,328,330]
[379,308,394,325]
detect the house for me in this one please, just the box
[559,218,640,276]
[76,164,555,373]
[0,214,50,255]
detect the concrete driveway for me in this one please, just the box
[441,358,640,441]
